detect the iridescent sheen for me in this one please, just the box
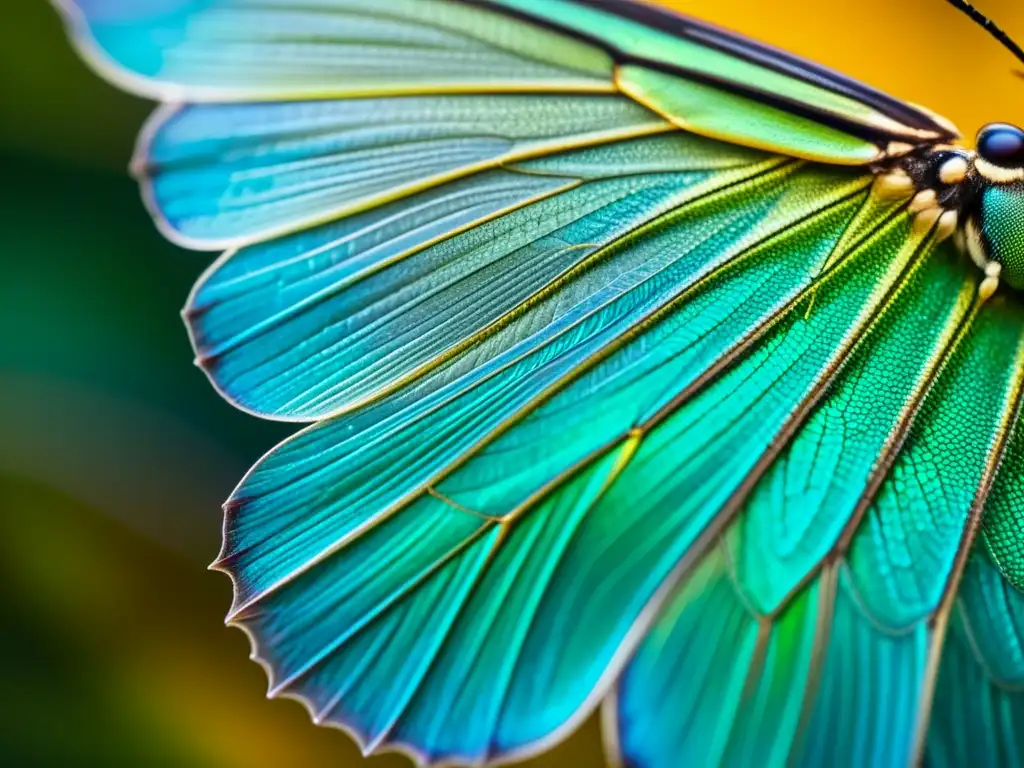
[55,1,1024,766]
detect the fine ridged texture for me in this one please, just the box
[65,0,614,96]
[63,0,954,163]
[139,95,671,247]
[56,0,1024,766]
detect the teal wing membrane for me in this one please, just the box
[56,0,1024,766]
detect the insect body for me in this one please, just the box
[872,121,1024,298]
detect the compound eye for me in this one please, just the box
[978,123,1024,166]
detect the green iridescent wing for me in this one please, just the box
[56,1,1024,766]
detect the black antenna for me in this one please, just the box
[945,0,1024,67]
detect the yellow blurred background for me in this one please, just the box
[2,0,1024,766]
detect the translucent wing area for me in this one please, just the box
[55,0,1024,766]
[62,0,955,166]
[137,95,670,248]
[61,0,614,96]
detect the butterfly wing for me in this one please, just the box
[56,1,1024,766]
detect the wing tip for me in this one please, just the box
[180,286,320,424]
[133,107,244,253]
[218,611,492,768]
[134,104,276,253]
[213,541,620,768]
[48,0,185,103]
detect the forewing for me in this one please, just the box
[63,0,953,170]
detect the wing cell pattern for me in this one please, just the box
[57,0,1024,766]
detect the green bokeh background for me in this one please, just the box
[2,0,1024,765]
